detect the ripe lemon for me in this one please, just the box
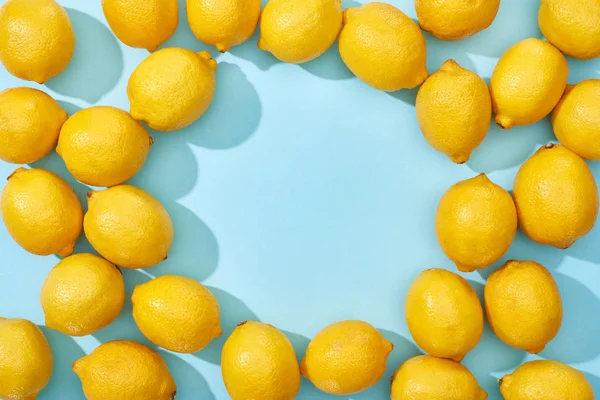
[0,0,75,83]
[188,0,261,52]
[300,320,393,395]
[435,174,517,272]
[132,275,221,353]
[1,168,83,257]
[57,106,152,187]
[222,321,300,400]
[0,318,53,400]
[128,48,217,131]
[73,340,176,400]
[405,269,483,362]
[0,87,67,164]
[513,144,598,249]
[102,0,178,52]
[41,253,125,337]
[491,38,568,129]
[84,185,174,269]
[259,0,342,64]
[339,2,428,91]
[416,59,491,163]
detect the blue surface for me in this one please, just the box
[1,0,599,398]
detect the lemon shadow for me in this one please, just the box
[228,30,281,71]
[159,351,216,400]
[158,0,216,55]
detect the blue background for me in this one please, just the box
[1,0,599,398]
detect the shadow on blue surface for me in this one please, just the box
[158,0,216,56]
[228,29,280,71]
[160,351,216,400]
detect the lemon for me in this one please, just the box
[188,0,261,53]
[416,0,500,41]
[128,48,217,132]
[339,2,428,91]
[0,318,53,400]
[73,340,176,400]
[416,59,491,163]
[84,185,174,269]
[405,269,483,362]
[102,0,178,52]
[222,321,300,400]
[539,0,600,60]
[0,0,75,83]
[300,320,393,395]
[57,106,152,187]
[259,0,342,64]
[1,168,83,257]
[491,38,568,129]
[40,253,125,337]
[485,260,562,354]
[500,360,593,400]
[132,275,221,353]
[391,355,487,400]
[513,144,598,249]
[552,80,600,160]
[435,174,517,272]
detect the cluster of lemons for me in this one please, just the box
[0,0,599,399]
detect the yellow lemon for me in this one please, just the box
[416,0,500,41]
[41,253,125,337]
[57,106,152,187]
[187,0,261,53]
[500,360,593,400]
[491,38,568,129]
[0,0,75,83]
[128,48,217,131]
[1,168,83,257]
[102,0,178,52]
[552,80,600,160]
[485,260,562,354]
[0,87,67,164]
[258,0,342,63]
[539,0,600,60]
[391,355,487,400]
[300,320,393,395]
[435,174,517,272]
[73,340,176,400]
[222,321,300,400]
[416,59,491,163]
[132,275,221,353]
[0,318,53,400]
[405,269,483,362]
[84,185,174,269]
[339,2,428,91]
[513,144,598,249]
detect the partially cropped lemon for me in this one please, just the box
[102,0,178,52]
[259,0,342,64]
[57,106,152,187]
[0,87,67,164]
[41,253,125,337]
[539,0,600,60]
[339,2,428,91]
[0,318,53,400]
[405,269,483,362]
[1,168,83,257]
[222,321,301,400]
[132,275,221,353]
[301,320,393,395]
[73,340,176,400]
[128,48,217,131]
[435,174,517,272]
[188,0,261,52]
[416,59,491,163]
[0,0,75,83]
[416,0,500,41]
[84,185,174,269]
[491,38,568,129]
[391,355,487,400]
